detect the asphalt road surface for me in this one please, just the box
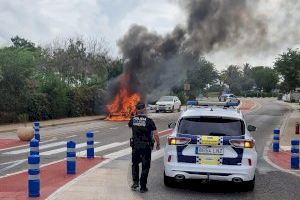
[1,98,299,199]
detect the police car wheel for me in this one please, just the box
[164,172,175,187]
[243,176,255,191]
[156,110,159,113]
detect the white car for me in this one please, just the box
[156,96,181,113]
[219,94,237,102]
[164,101,257,190]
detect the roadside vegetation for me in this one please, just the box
[0,36,299,123]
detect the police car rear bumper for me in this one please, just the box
[164,162,255,182]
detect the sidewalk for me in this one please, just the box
[0,115,106,133]
[266,101,300,174]
[49,159,142,200]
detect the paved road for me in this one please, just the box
[0,110,179,176]
[1,98,299,199]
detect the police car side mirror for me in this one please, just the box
[247,125,256,132]
[168,122,176,129]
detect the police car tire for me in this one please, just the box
[156,110,159,113]
[164,172,175,187]
[243,176,255,191]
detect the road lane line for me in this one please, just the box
[65,135,77,138]
[40,142,100,156]
[0,137,57,152]
[109,127,119,130]
[3,141,66,155]
[0,160,26,174]
[0,159,27,166]
[76,141,128,156]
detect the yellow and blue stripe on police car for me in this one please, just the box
[196,136,223,146]
[176,134,244,165]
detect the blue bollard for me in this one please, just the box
[291,140,299,169]
[86,132,94,159]
[272,129,280,152]
[34,121,40,142]
[28,154,40,197]
[67,141,76,174]
[30,139,39,155]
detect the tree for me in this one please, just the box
[0,46,40,122]
[42,38,110,87]
[186,57,218,98]
[240,63,255,92]
[274,49,300,91]
[11,36,37,51]
[251,66,278,92]
[220,65,243,95]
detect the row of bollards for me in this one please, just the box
[28,121,95,198]
[272,128,299,169]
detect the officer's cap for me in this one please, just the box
[136,102,145,110]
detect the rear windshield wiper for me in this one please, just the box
[209,132,227,136]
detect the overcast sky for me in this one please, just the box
[0,0,299,69]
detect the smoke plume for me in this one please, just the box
[109,0,300,103]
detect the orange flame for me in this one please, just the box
[106,74,141,121]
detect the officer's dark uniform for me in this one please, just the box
[128,105,156,191]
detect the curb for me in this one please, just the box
[0,116,106,134]
[263,103,300,178]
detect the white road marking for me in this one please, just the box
[281,145,291,151]
[3,141,66,155]
[0,159,26,173]
[40,142,100,156]
[151,148,165,161]
[0,159,27,166]
[109,127,119,130]
[65,135,77,139]
[76,141,128,156]
[0,137,57,152]
[104,147,131,159]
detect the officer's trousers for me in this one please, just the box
[132,147,152,188]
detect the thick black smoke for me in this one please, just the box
[109,0,269,103]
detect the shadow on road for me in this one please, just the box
[166,180,253,193]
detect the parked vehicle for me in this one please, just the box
[219,94,238,102]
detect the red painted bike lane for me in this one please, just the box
[0,139,27,150]
[0,157,105,200]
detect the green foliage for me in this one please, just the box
[251,66,279,92]
[11,36,36,51]
[186,57,218,98]
[0,36,111,123]
[39,73,69,119]
[220,65,243,95]
[0,44,40,122]
[107,59,124,80]
[274,49,300,91]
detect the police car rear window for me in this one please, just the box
[178,117,244,136]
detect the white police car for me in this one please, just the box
[164,101,257,190]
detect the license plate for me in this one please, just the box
[198,155,222,165]
[196,146,224,155]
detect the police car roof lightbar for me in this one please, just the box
[186,101,240,108]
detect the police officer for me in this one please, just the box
[128,102,160,193]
